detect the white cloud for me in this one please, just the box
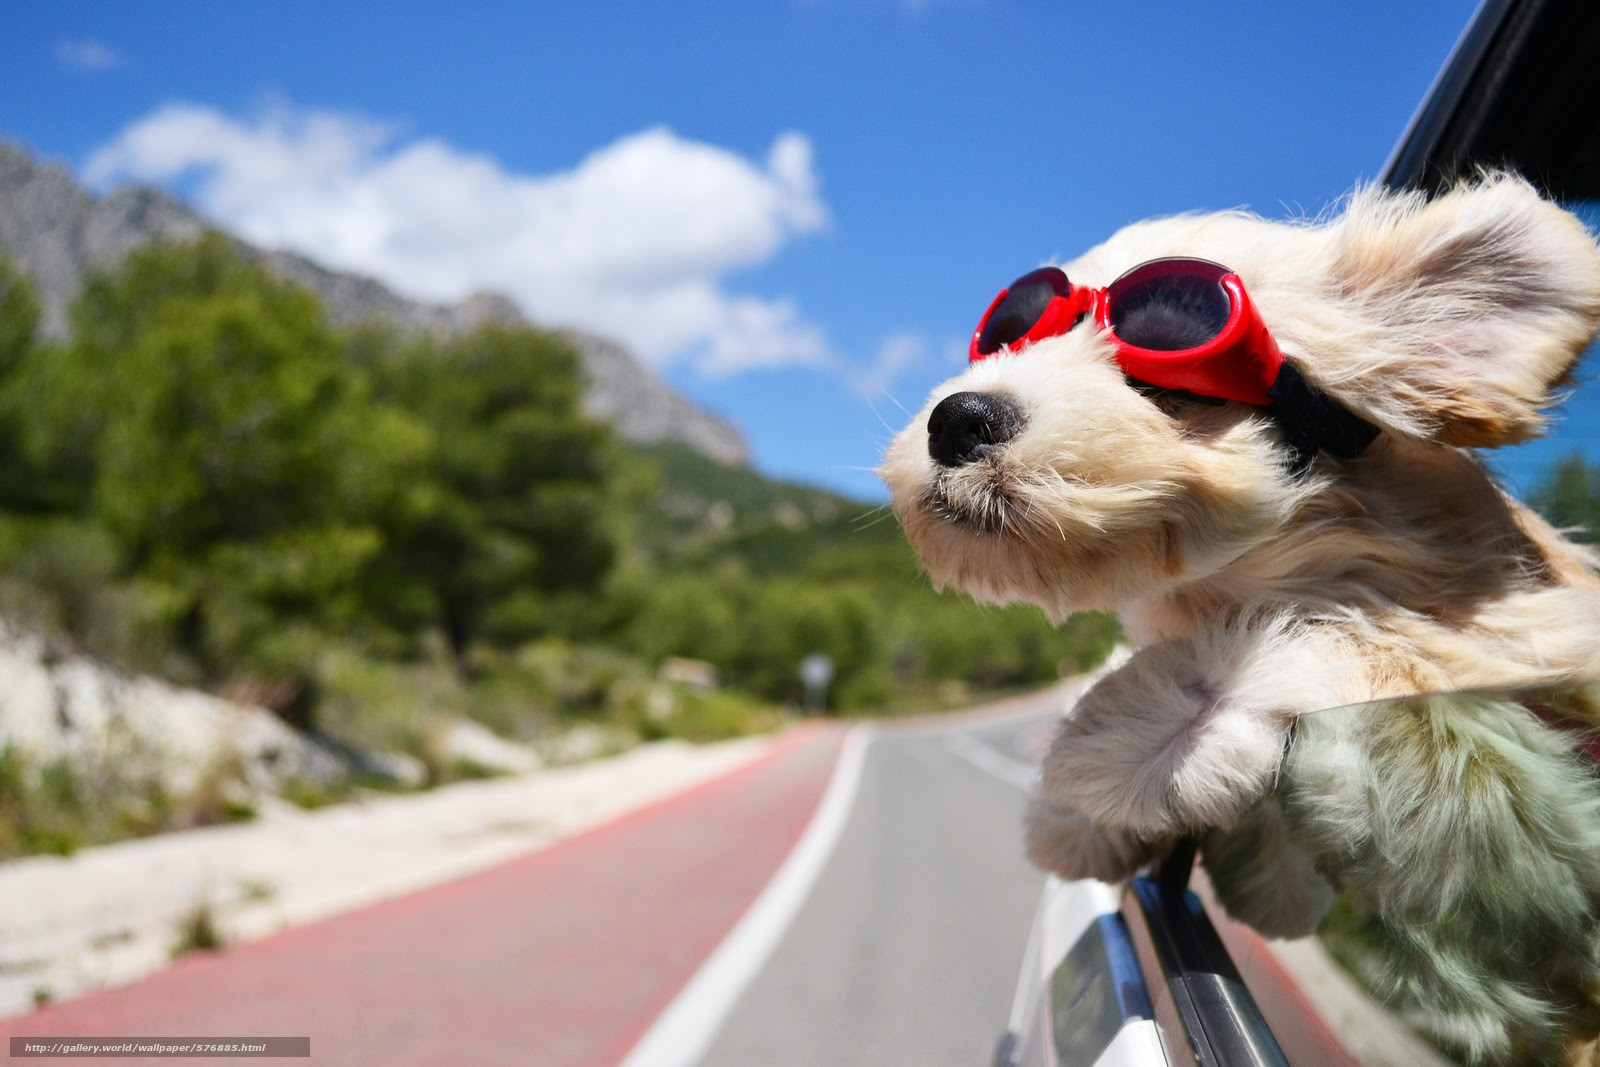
[85,102,830,374]
[57,39,122,71]
[849,330,929,400]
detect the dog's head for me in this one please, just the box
[880,176,1600,621]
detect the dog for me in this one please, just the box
[880,175,1600,1063]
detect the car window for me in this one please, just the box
[1249,683,1600,1064]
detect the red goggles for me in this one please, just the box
[968,258,1284,406]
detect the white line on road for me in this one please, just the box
[617,723,873,1067]
[942,733,1038,792]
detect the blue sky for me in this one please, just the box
[6,0,1589,502]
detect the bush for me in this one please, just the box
[0,731,269,860]
[641,686,784,743]
[313,643,466,759]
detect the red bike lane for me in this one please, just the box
[2,722,847,1067]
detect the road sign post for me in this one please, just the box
[798,653,834,714]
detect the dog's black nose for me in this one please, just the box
[927,391,1024,468]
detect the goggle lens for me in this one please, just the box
[1104,258,1232,353]
[975,267,1070,357]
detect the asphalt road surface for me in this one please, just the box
[699,691,1061,1067]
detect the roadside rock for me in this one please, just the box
[0,623,343,798]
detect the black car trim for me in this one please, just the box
[1384,0,1600,200]
[1382,0,1522,189]
[1119,855,1289,1067]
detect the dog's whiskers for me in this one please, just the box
[852,506,897,533]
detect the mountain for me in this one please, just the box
[0,140,747,466]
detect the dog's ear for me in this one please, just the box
[1317,175,1600,447]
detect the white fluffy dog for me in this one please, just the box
[881,176,1600,1063]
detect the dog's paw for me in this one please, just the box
[1024,797,1158,882]
[1202,797,1334,939]
[1040,618,1347,838]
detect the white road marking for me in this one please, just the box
[617,723,873,1067]
[942,732,1038,792]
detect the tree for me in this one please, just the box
[367,324,624,669]
[0,259,58,512]
[0,257,36,379]
[40,237,426,681]
[1530,452,1600,543]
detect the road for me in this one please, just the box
[0,688,1068,1066]
[698,693,1058,1067]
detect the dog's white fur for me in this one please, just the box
[881,176,1600,1061]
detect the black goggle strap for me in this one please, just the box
[1265,362,1380,475]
